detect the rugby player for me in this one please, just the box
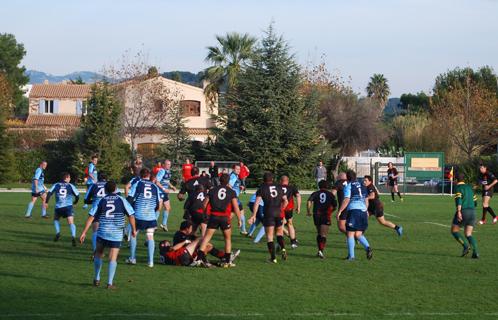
[84,173,108,252]
[25,160,49,218]
[337,170,373,261]
[247,193,265,243]
[80,181,136,289]
[83,155,98,209]
[155,160,177,231]
[196,173,242,268]
[307,180,337,259]
[229,164,247,235]
[280,176,301,248]
[363,175,403,236]
[452,173,479,259]
[333,172,347,234]
[45,172,80,246]
[177,166,211,223]
[249,172,289,263]
[478,164,497,224]
[183,184,209,235]
[386,162,403,202]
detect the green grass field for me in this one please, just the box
[1,192,497,319]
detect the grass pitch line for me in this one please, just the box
[423,222,451,228]
[383,212,400,218]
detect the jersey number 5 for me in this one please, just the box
[269,186,278,198]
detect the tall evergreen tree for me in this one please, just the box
[80,82,128,181]
[211,25,324,187]
[0,72,17,183]
[0,33,29,106]
[160,101,193,164]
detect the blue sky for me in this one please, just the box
[1,0,497,96]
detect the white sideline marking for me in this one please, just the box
[423,222,451,228]
[384,212,400,218]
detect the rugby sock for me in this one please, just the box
[69,223,76,238]
[25,202,34,217]
[94,257,102,281]
[108,261,117,285]
[126,224,132,239]
[155,211,160,220]
[487,207,496,218]
[147,240,155,264]
[248,222,256,236]
[277,235,285,249]
[92,233,98,251]
[41,206,47,217]
[481,208,487,221]
[209,247,225,259]
[358,235,370,250]
[316,235,321,250]
[321,237,327,251]
[267,241,276,260]
[391,192,395,201]
[223,252,231,263]
[452,232,467,247]
[54,220,61,234]
[466,236,478,255]
[130,236,137,260]
[395,225,400,231]
[254,226,265,243]
[240,215,247,233]
[397,192,402,199]
[347,236,355,259]
[162,210,169,226]
[197,250,207,262]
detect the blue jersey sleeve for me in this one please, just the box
[343,183,351,199]
[229,174,237,187]
[48,183,58,193]
[156,169,165,182]
[128,182,138,198]
[120,196,135,216]
[154,184,161,204]
[70,184,80,196]
[34,168,42,180]
[89,198,102,217]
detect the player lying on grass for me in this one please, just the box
[126,168,161,268]
[196,173,242,268]
[249,172,289,264]
[451,173,479,259]
[337,170,373,261]
[25,160,49,219]
[45,172,80,246]
[247,193,266,243]
[159,220,239,267]
[307,180,337,259]
[478,164,497,225]
[80,181,137,289]
[363,175,403,236]
[84,173,108,253]
[280,176,301,248]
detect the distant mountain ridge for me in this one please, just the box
[26,70,203,87]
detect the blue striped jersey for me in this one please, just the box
[48,182,80,209]
[156,168,172,191]
[128,179,161,221]
[85,181,108,213]
[229,172,241,196]
[31,167,45,193]
[344,181,367,211]
[129,176,141,187]
[90,194,135,242]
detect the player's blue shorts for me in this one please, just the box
[31,190,46,197]
[136,219,158,231]
[161,192,169,202]
[97,236,121,248]
[346,209,368,232]
[54,206,74,219]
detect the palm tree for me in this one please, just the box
[366,74,390,109]
[202,32,256,103]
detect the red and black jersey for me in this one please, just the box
[479,171,497,188]
[334,179,347,207]
[256,183,286,218]
[366,184,383,212]
[185,190,207,214]
[208,185,237,217]
[308,190,337,216]
[387,168,398,182]
[173,231,189,246]
[281,184,299,211]
[180,175,212,208]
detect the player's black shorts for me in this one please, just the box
[368,205,384,218]
[207,215,231,230]
[97,236,121,248]
[54,206,74,219]
[135,219,157,231]
[346,209,368,232]
[191,211,207,226]
[313,213,331,226]
[388,180,397,187]
[338,211,347,221]
[161,192,170,202]
[263,215,283,227]
[284,210,294,220]
[483,189,494,197]
[31,190,46,197]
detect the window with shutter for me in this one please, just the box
[180,100,201,117]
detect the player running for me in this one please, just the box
[280,176,301,248]
[247,193,265,243]
[249,172,289,264]
[25,160,49,219]
[229,164,247,235]
[126,168,161,267]
[155,160,177,231]
[84,173,108,253]
[45,172,80,246]
[451,173,479,259]
[363,175,403,236]
[80,181,136,289]
[337,170,373,261]
[386,162,403,202]
[196,173,242,268]
[478,164,497,225]
[333,172,348,234]
[307,180,337,259]
[83,155,98,209]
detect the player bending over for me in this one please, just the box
[80,181,136,289]
[126,168,161,267]
[249,172,289,264]
[280,176,301,248]
[363,175,403,236]
[197,173,242,268]
[45,172,80,246]
[451,173,479,259]
[337,170,373,261]
[478,164,497,225]
[307,180,337,259]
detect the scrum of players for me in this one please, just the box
[24,157,497,289]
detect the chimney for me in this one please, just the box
[43,79,49,84]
